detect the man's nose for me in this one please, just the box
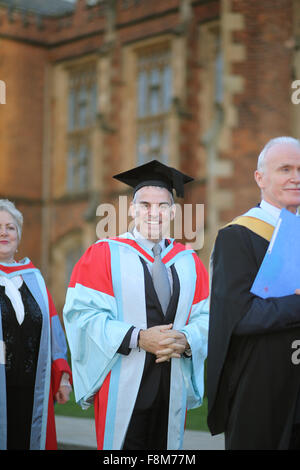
[149,204,160,217]
[290,170,300,183]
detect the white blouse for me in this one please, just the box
[0,275,24,324]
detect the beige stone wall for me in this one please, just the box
[51,230,83,314]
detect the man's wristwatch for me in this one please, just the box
[183,346,192,358]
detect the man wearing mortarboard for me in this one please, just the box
[63,160,209,450]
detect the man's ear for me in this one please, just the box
[254,170,264,190]
[170,204,176,221]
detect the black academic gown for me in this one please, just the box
[207,223,300,450]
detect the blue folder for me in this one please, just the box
[250,208,300,299]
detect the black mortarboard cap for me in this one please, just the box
[113,160,194,198]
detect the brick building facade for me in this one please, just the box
[0,0,299,312]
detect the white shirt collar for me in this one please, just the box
[260,199,282,222]
[132,227,165,251]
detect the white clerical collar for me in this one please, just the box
[132,227,165,251]
[260,200,282,223]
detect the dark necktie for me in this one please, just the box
[152,243,171,315]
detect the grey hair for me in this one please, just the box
[0,199,23,241]
[257,136,300,172]
[133,186,175,205]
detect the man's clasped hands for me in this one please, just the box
[138,323,189,363]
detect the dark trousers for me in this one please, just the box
[225,423,300,450]
[122,386,169,450]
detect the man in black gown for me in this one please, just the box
[207,136,300,449]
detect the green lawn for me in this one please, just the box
[55,392,209,432]
[55,391,94,419]
[185,397,209,431]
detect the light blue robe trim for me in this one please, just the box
[98,233,194,269]
[103,358,122,449]
[110,244,147,449]
[51,315,68,362]
[165,250,195,268]
[23,271,51,450]
[166,254,196,449]
[0,257,37,278]
[96,234,162,265]
[168,254,209,449]
[0,268,38,278]
[179,385,188,449]
[181,298,209,407]
[102,242,123,449]
[64,285,132,407]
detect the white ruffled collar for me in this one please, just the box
[0,271,24,325]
